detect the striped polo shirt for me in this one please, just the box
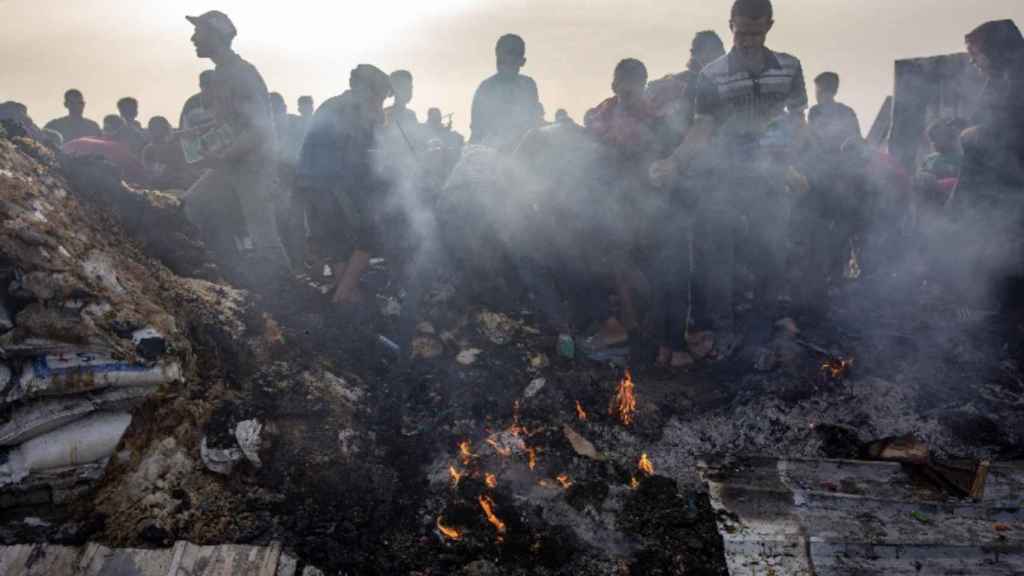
[694,48,808,153]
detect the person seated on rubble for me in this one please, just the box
[0,101,50,144]
[115,97,149,156]
[179,70,216,130]
[915,118,964,211]
[181,10,292,287]
[469,34,541,151]
[45,89,101,144]
[62,115,147,184]
[647,30,726,150]
[954,19,1024,208]
[297,64,392,306]
[141,116,191,190]
[297,95,315,135]
[808,72,861,154]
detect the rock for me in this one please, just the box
[234,419,263,467]
[456,348,482,366]
[476,310,518,345]
[563,424,603,461]
[461,560,501,576]
[524,378,546,398]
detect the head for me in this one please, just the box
[689,30,726,72]
[927,118,962,154]
[427,107,443,128]
[64,89,85,118]
[198,70,215,94]
[0,101,28,121]
[554,108,570,123]
[102,114,124,138]
[390,70,413,107]
[612,58,649,107]
[117,97,139,121]
[730,0,774,58]
[269,92,287,118]
[814,72,840,105]
[147,116,172,142]
[496,34,527,77]
[188,11,237,60]
[298,96,314,118]
[966,19,1024,76]
[350,64,392,119]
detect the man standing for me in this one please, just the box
[469,34,541,150]
[652,0,808,358]
[297,65,392,307]
[179,70,216,130]
[647,30,726,150]
[808,72,861,153]
[45,89,101,143]
[182,10,290,287]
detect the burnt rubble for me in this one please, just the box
[0,125,1022,575]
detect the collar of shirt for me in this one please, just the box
[726,47,783,76]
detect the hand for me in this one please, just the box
[649,158,677,188]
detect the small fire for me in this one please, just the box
[437,516,462,541]
[478,495,507,536]
[459,440,474,465]
[527,447,537,470]
[639,453,655,476]
[610,370,637,427]
[630,477,640,489]
[449,466,463,488]
[576,400,588,421]
[820,357,855,380]
[556,473,573,489]
[485,472,498,489]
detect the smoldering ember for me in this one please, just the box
[1,1,1024,574]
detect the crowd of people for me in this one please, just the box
[2,0,1022,368]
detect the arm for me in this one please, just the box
[469,83,485,144]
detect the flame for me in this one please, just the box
[459,440,474,465]
[437,516,462,541]
[556,474,573,489]
[630,477,640,489]
[449,466,463,488]
[478,495,507,536]
[610,370,637,427]
[527,447,537,470]
[576,400,588,421]
[485,472,498,489]
[639,453,654,476]
[820,357,854,380]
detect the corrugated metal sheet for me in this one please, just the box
[699,457,1024,575]
[0,541,298,576]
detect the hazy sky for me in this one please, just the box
[2,1,1023,135]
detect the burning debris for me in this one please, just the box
[610,370,637,427]
[437,516,463,541]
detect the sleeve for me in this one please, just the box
[469,82,486,144]
[693,73,722,121]
[787,61,809,114]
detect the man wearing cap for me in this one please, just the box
[296,64,393,307]
[182,10,291,287]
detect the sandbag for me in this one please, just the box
[0,385,155,447]
[0,411,132,487]
[9,353,181,402]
